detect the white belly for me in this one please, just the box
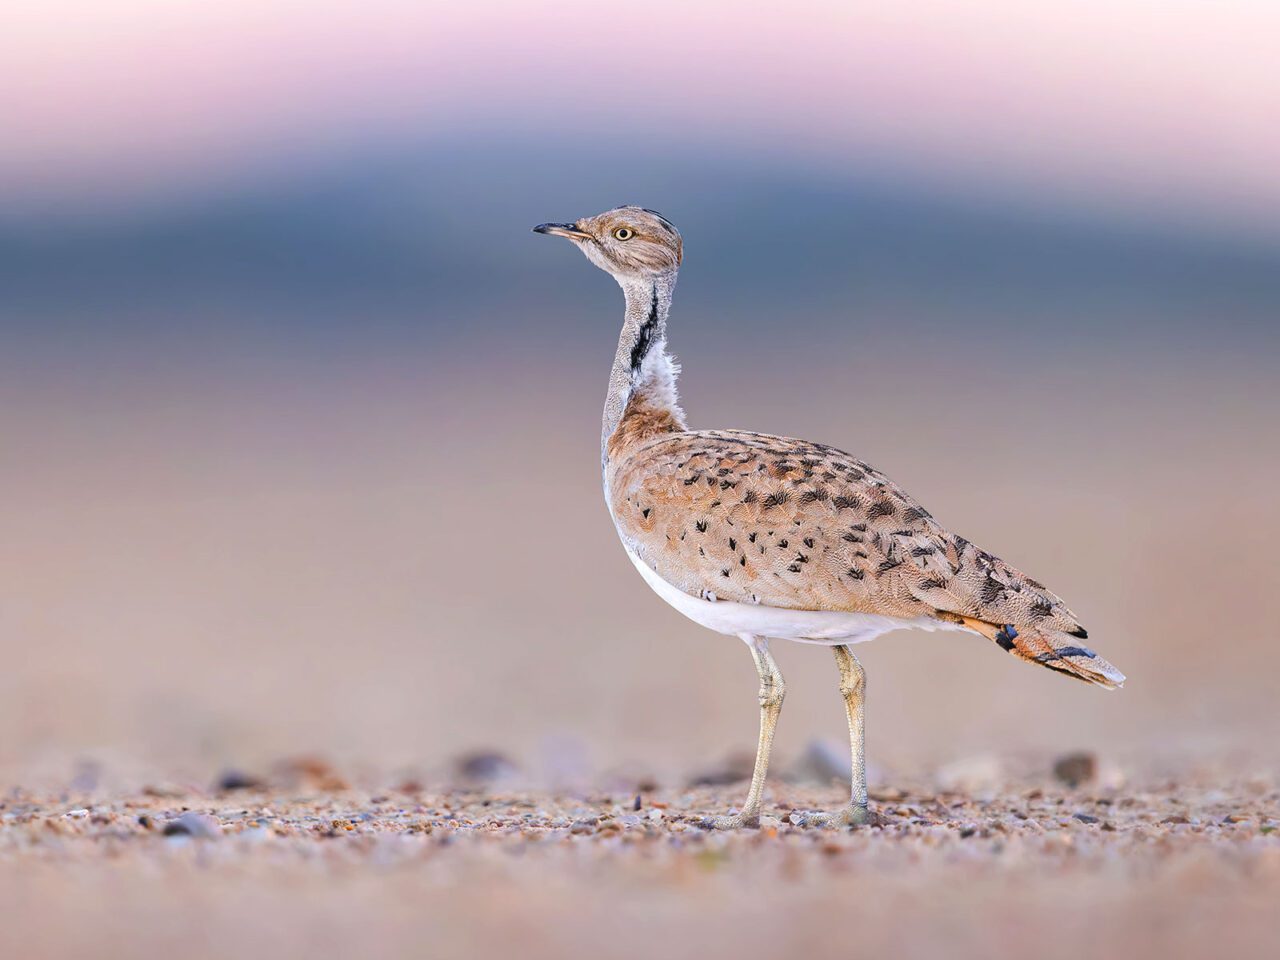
[624,546,967,644]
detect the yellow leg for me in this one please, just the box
[702,636,785,829]
[797,645,877,827]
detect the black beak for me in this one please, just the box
[532,222,592,240]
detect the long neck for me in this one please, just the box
[601,272,685,460]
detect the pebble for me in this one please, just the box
[1053,753,1097,788]
[215,770,264,792]
[453,751,520,785]
[163,813,222,839]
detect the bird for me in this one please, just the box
[533,206,1124,829]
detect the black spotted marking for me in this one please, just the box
[867,500,896,520]
[842,532,864,543]
[1050,645,1097,660]
[778,539,788,548]
[794,553,809,564]
[787,563,802,573]
[847,567,865,580]
[994,624,1019,651]
[1030,598,1055,619]
[721,568,730,577]
[748,532,757,543]
[695,520,707,533]
[741,489,758,504]
[728,538,737,551]
[641,508,651,519]
[850,523,867,532]
[740,555,746,566]
[803,537,815,548]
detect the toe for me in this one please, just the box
[697,812,760,830]
[791,805,886,828]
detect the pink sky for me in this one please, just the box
[3,1,1277,228]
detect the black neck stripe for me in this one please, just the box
[629,283,660,373]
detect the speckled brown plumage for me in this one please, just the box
[607,403,1120,687]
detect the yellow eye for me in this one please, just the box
[613,227,634,241]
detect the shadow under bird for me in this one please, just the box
[533,207,1125,828]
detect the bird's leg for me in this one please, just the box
[701,636,785,829]
[797,645,878,827]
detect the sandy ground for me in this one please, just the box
[2,758,1277,960]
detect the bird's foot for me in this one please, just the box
[790,804,885,829]
[696,810,762,830]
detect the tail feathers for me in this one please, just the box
[1007,625,1125,689]
[945,615,1125,689]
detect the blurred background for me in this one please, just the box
[2,0,1278,789]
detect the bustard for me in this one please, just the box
[534,206,1124,828]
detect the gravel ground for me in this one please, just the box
[2,761,1277,960]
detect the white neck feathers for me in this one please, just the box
[601,273,686,458]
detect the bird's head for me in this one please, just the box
[533,206,682,281]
